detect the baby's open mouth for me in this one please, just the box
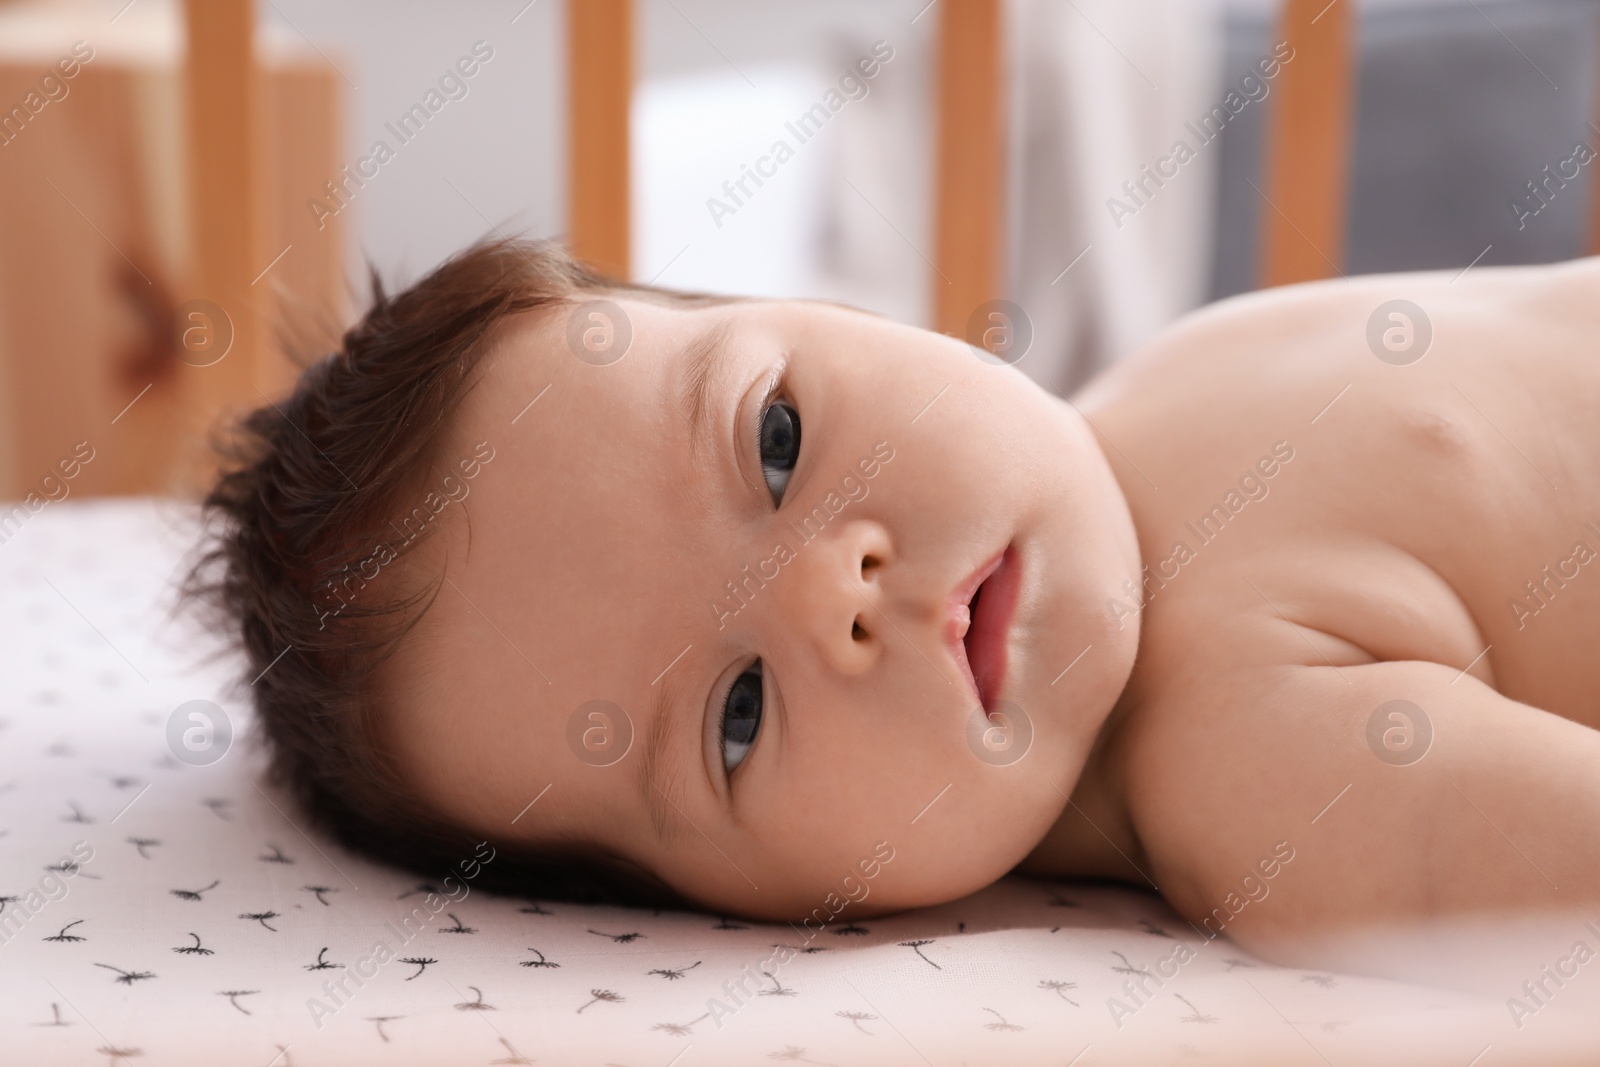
[949,545,1020,714]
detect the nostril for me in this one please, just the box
[852,618,868,642]
[861,553,881,574]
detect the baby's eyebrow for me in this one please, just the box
[677,318,737,452]
[640,664,691,844]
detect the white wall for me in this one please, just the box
[260,0,566,290]
[260,0,934,326]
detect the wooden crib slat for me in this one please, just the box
[1259,0,1354,287]
[933,0,1004,338]
[185,0,267,388]
[568,0,633,281]
[182,0,270,485]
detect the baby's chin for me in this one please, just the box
[774,863,1022,925]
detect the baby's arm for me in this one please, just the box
[1134,659,1600,968]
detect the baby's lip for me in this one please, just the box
[966,546,1021,714]
[946,548,1007,709]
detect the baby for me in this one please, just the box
[191,237,1600,969]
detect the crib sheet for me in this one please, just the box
[1,498,1593,1066]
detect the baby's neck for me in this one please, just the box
[1011,691,1147,884]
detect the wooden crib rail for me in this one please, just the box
[183,0,272,438]
[932,0,1004,338]
[0,0,339,501]
[1259,0,1353,287]
[565,0,1005,334]
[568,0,633,280]
[17,0,1598,500]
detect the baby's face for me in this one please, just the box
[385,295,1140,919]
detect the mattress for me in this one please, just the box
[1,498,1593,1065]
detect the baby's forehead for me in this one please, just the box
[453,301,715,542]
[468,292,854,402]
[382,299,749,834]
[448,294,841,496]
[453,298,675,438]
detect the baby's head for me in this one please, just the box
[192,237,1142,919]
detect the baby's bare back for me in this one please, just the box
[1067,257,1600,965]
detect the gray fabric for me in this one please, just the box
[1211,0,1600,300]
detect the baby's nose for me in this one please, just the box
[776,518,893,676]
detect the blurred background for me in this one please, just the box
[0,0,1597,502]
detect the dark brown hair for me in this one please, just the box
[184,236,708,907]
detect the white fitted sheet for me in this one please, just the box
[1,498,1592,1066]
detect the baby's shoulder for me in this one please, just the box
[1164,254,1600,346]
[1078,255,1600,417]
[1122,536,1489,706]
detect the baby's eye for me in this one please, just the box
[758,400,801,505]
[720,662,764,775]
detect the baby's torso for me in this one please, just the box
[1075,256,1600,728]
